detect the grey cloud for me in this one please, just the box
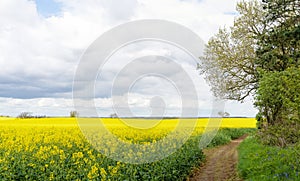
[0,70,73,98]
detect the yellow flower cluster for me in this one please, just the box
[0,117,255,180]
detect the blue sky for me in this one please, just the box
[35,0,62,17]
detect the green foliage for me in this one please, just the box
[254,0,300,146]
[198,0,264,101]
[257,0,300,72]
[255,67,300,146]
[255,67,300,123]
[116,136,205,181]
[207,128,256,147]
[207,132,231,148]
[0,126,255,180]
[199,0,299,147]
[222,128,256,139]
[256,122,300,147]
[0,127,205,181]
[255,112,266,129]
[70,111,79,118]
[238,137,300,180]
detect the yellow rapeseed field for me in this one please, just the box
[0,117,256,180]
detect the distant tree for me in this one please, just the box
[224,112,230,117]
[70,111,79,118]
[34,115,46,118]
[0,115,10,117]
[110,113,118,118]
[17,112,33,119]
[218,111,230,117]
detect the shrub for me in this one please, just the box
[255,67,300,147]
[256,121,300,147]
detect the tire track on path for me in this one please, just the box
[189,135,248,181]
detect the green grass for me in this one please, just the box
[237,136,300,181]
[207,128,256,148]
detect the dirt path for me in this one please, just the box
[189,135,248,181]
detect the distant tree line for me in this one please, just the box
[17,112,46,119]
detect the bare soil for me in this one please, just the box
[188,135,248,181]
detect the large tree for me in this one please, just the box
[199,0,299,107]
[255,0,300,124]
[198,0,266,101]
[199,0,300,146]
[256,0,300,71]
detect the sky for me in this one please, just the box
[0,0,257,117]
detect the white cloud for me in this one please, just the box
[0,97,73,116]
[134,0,238,41]
[0,0,257,117]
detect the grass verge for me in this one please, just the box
[207,128,256,148]
[237,136,300,180]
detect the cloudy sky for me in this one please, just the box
[0,0,257,117]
